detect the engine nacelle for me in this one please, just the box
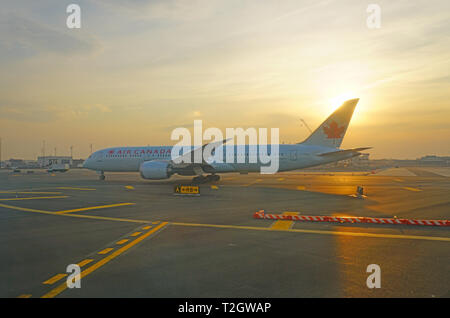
[139,160,172,180]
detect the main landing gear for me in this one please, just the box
[192,174,220,184]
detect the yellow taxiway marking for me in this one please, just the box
[0,191,62,194]
[116,239,129,245]
[243,179,262,187]
[403,187,422,192]
[277,178,285,181]
[41,222,168,298]
[296,186,306,190]
[54,202,135,214]
[98,248,114,255]
[43,273,67,285]
[0,203,54,214]
[0,196,68,201]
[142,226,152,230]
[171,222,450,242]
[17,294,32,298]
[210,185,219,190]
[270,212,299,230]
[78,259,94,267]
[54,187,96,191]
[130,231,142,237]
[125,186,134,190]
[0,202,152,224]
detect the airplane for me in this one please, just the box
[83,98,370,182]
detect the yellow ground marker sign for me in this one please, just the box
[174,185,200,195]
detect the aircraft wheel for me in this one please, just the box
[99,174,105,181]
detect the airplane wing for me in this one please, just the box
[171,138,231,167]
[318,147,372,157]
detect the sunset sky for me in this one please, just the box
[0,0,449,160]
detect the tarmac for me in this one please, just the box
[0,167,449,297]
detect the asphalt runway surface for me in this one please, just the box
[0,167,449,297]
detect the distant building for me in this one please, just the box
[6,158,25,168]
[38,156,72,168]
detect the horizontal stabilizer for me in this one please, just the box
[318,147,372,157]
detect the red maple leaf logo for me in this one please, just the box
[322,121,346,139]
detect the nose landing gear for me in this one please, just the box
[97,171,105,180]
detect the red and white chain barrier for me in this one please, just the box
[253,210,449,226]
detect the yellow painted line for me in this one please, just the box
[142,226,152,230]
[0,202,54,214]
[0,196,68,201]
[403,187,422,192]
[152,221,160,225]
[0,191,62,194]
[130,232,142,237]
[55,187,96,191]
[243,179,262,187]
[277,178,285,181]
[116,239,129,245]
[78,259,94,267]
[210,185,219,190]
[125,186,134,190]
[41,222,168,298]
[270,212,299,230]
[0,202,153,224]
[393,178,404,182]
[43,273,67,285]
[171,222,450,242]
[17,294,32,298]
[296,185,306,190]
[55,202,135,214]
[98,248,114,255]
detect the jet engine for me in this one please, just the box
[139,160,172,180]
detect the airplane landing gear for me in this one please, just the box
[97,171,105,180]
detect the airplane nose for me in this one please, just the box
[82,159,90,169]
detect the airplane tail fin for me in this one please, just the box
[300,98,359,148]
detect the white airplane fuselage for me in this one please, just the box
[83,144,356,174]
[82,99,367,179]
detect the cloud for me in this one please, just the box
[0,12,99,62]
